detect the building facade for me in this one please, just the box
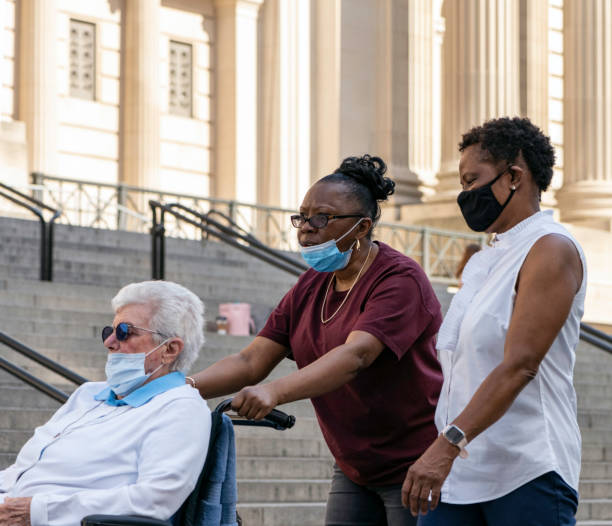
[1,0,611,324]
[1,0,612,224]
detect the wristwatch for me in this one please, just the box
[441,424,469,458]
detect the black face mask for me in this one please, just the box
[457,170,515,232]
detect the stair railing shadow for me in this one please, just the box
[149,200,308,280]
[0,181,61,281]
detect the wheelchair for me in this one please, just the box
[81,398,295,526]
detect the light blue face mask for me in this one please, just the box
[104,338,170,397]
[299,218,364,272]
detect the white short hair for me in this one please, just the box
[111,281,205,373]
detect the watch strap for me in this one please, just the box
[441,424,469,459]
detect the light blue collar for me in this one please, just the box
[94,371,186,407]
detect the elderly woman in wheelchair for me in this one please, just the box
[0,281,211,526]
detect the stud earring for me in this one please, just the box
[511,185,516,190]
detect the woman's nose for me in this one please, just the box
[300,220,316,233]
[104,331,119,351]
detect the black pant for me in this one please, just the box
[325,464,417,526]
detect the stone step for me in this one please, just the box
[578,410,612,432]
[582,444,612,462]
[0,277,287,309]
[236,502,326,526]
[0,385,64,410]
[577,396,612,411]
[236,457,334,480]
[0,243,298,286]
[580,480,612,500]
[237,479,331,503]
[577,500,612,521]
[235,436,332,459]
[582,463,612,480]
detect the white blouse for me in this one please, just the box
[436,210,587,504]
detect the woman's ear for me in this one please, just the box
[509,165,524,188]
[163,338,184,364]
[356,217,373,239]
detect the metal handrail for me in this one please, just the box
[150,201,305,279]
[28,173,487,279]
[0,356,70,403]
[580,323,612,354]
[0,331,88,385]
[581,322,612,344]
[0,331,87,403]
[0,181,61,281]
[165,203,308,273]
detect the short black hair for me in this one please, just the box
[319,154,395,237]
[459,117,556,192]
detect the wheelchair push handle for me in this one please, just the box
[215,398,296,430]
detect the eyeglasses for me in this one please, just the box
[101,323,169,343]
[290,213,363,229]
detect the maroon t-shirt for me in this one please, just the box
[259,242,443,486]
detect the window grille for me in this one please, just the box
[69,19,96,100]
[169,41,193,117]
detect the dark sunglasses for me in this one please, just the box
[290,213,363,229]
[101,323,169,343]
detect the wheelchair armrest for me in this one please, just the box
[81,514,173,526]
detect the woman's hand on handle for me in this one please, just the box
[231,383,280,420]
[401,436,458,516]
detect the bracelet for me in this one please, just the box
[185,376,197,389]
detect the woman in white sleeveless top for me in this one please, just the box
[403,117,586,526]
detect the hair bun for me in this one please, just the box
[337,154,395,202]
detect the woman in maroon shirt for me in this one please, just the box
[190,155,443,526]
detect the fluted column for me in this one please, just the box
[18,0,59,174]
[434,0,520,200]
[259,0,310,210]
[214,0,263,203]
[406,0,440,200]
[122,0,161,191]
[520,0,548,132]
[557,0,612,230]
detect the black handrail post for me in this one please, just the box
[150,201,167,280]
[150,203,159,280]
[39,217,48,281]
[159,208,166,279]
[0,181,61,282]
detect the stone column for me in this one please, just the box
[258,0,310,210]
[519,0,548,132]
[557,0,612,230]
[18,0,59,175]
[434,0,520,200]
[214,0,263,203]
[122,0,161,191]
[311,0,341,182]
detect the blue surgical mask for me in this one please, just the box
[300,218,364,272]
[104,339,169,397]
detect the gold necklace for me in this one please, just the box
[320,241,373,324]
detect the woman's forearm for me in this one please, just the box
[268,332,384,406]
[191,353,257,399]
[191,336,289,399]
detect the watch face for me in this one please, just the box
[445,426,464,444]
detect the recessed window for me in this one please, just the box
[69,19,96,100]
[169,41,193,117]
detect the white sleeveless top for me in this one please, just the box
[435,210,587,503]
